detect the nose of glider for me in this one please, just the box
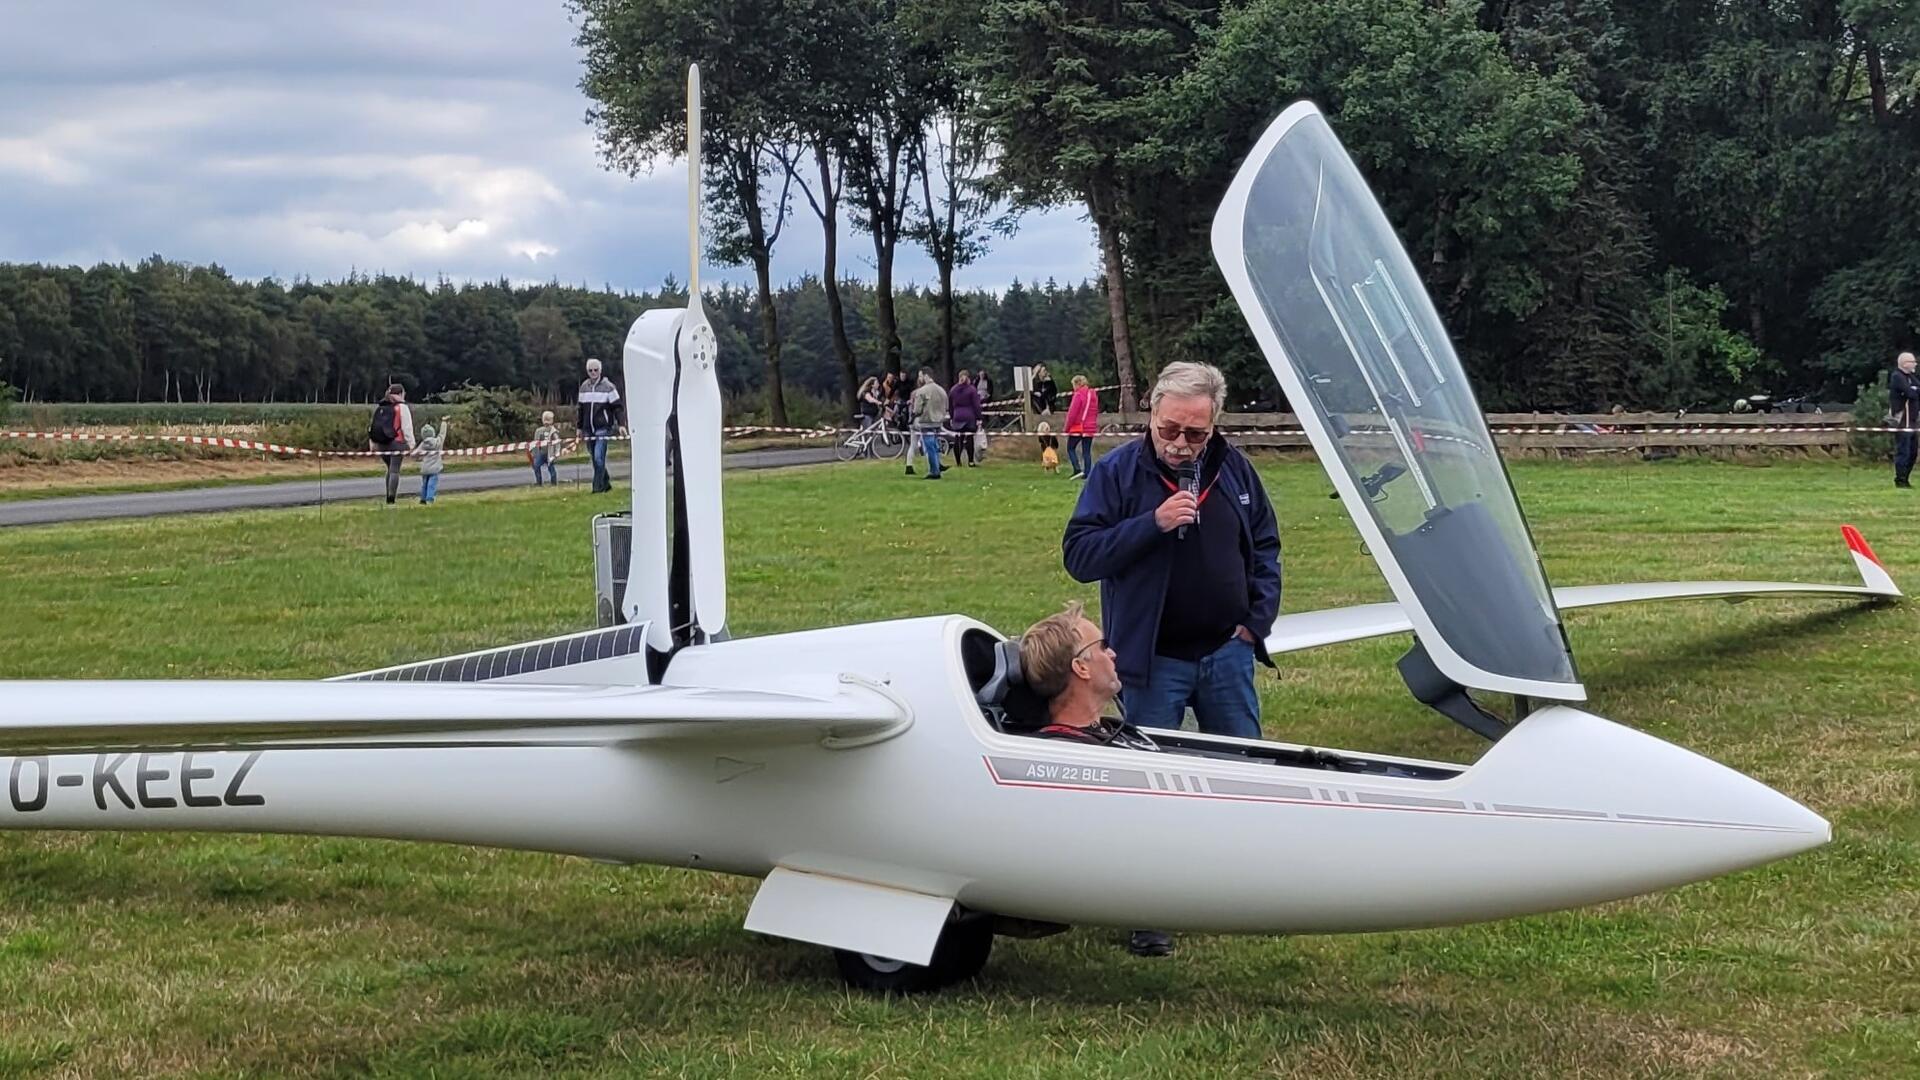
[1470,706,1830,887]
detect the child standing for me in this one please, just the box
[532,410,561,486]
[1036,421,1059,474]
[416,420,450,504]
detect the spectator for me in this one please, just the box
[977,368,996,406]
[1060,362,1281,959]
[857,375,883,434]
[948,369,982,468]
[1030,363,1058,416]
[531,410,561,487]
[1893,351,1918,489]
[1064,373,1099,479]
[368,383,415,506]
[575,357,626,493]
[414,420,450,504]
[1036,421,1060,474]
[1062,359,1280,738]
[910,368,949,480]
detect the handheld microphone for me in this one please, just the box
[1176,461,1199,539]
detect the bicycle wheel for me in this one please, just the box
[873,427,908,459]
[834,428,864,462]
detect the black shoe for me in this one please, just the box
[905,466,916,475]
[925,473,943,480]
[1127,930,1173,957]
[1899,479,1912,488]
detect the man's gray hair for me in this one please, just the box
[1149,361,1228,417]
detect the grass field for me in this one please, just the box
[1,457,1916,1077]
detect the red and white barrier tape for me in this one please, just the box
[1,430,316,455]
[6,420,1912,460]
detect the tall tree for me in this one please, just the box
[967,1,1216,410]
[573,0,807,424]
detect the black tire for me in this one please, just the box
[873,427,908,460]
[833,429,864,462]
[833,916,993,993]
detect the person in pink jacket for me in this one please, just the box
[1064,374,1099,478]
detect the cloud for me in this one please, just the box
[0,2,1097,291]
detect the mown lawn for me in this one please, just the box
[1,456,1915,1078]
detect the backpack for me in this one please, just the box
[370,400,398,443]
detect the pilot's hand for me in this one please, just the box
[1154,490,1198,533]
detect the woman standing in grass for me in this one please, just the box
[948,370,981,468]
[1064,374,1099,479]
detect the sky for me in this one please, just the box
[0,1,1100,294]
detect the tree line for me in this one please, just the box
[6,1,1917,418]
[0,257,1110,418]
[573,0,1920,415]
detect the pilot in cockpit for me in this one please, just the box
[1017,602,1162,752]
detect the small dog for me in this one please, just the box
[1037,422,1060,474]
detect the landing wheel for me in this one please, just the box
[833,916,993,993]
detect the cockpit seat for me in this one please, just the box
[973,638,1050,733]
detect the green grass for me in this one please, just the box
[1,456,1916,1077]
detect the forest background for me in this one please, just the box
[2,0,1917,424]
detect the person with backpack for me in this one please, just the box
[369,384,416,505]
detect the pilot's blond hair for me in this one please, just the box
[1019,600,1087,701]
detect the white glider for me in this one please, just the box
[0,91,1900,992]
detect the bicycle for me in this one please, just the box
[833,415,909,461]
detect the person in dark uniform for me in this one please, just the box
[1015,602,1171,957]
[1892,352,1918,489]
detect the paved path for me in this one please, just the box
[0,447,836,527]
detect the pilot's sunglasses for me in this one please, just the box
[1154,423,1213,445]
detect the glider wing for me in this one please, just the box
[1266,526,1900,657]
[0,678,906,756]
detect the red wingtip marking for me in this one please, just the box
[1842,525,1883,567]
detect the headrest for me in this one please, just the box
[978,639,1049,731]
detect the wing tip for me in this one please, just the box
[1842,525,1902,596]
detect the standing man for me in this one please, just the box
[910,367,949,480]
[368,383,415,506]
[1061,360,1280,958]
[1893,351,1918,489]
[576,357,626,493]
[1063,360,1281,737]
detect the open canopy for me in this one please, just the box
[1213,103,1582,701]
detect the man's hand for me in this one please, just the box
[1234,624,1256,644]
[1154,490,1198,533]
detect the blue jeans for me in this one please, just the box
[920,433,943,476]
[1067,435,1094,475]
[589,430,612,491]
[1120,636,1261,739]
[532,449,557,485]
[419,473,441,503]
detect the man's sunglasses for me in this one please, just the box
[1154,423,1213,445]
[1073,637,1108,660]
